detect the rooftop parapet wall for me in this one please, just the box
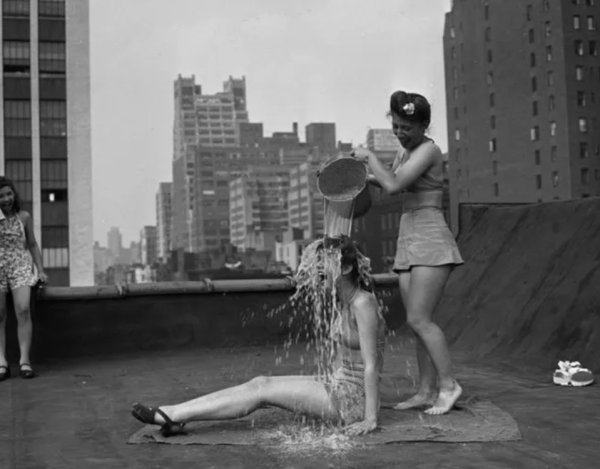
[440,198,600,370]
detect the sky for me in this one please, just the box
[90,0,452,245]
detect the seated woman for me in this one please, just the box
[131,235,386,437]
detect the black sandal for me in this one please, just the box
[131,403,185,437]
[19,363,35,379]
[0,365,10,381]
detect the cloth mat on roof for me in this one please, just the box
[127,397,521,446]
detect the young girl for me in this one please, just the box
[132,235,386,437]
[0,176,47,381]
[352,91,463,415]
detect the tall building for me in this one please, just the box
[172,75,249,252]
[444,0,600,229]
[139,225,157,265]
[288,161,324,239]
[155,181,172,262]
[229,165,292,252]
[106,226,122,260]
[0,0,92,286]
[305,122,336,155]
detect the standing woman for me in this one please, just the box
[0,176,47,380]
[352,91,463,415]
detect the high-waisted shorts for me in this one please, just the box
[393,207,464,272]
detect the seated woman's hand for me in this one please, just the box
[343,418,378,436]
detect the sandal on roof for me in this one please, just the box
[19,363,35,379]
[0,365,10,381]
[131,402,186,437]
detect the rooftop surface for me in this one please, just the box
[2,335,598,469]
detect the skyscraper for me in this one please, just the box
[155,182,172,262]
[0,0,92,286]
[444,0,600,229]
[305,122,336,155]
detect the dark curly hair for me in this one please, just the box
[389,90,431,128]
[0,176,21,213]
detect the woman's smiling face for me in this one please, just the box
[391,114,426,150]
[0,185,15,212]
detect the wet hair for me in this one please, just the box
[0,176,21,213]
[389,90,431,128]
[323,234,372,290]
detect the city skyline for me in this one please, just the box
[90,0,452,244]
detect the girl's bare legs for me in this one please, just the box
[11,287,33,369]
[397,266,461,415]
[148,375,339,425]
[0,291,8,368]
[394,271,437,410]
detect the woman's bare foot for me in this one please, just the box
[393,391,436,410]
[424,381,462,415]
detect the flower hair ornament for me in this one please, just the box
[402,102,415,115]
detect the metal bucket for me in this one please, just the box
[317,157,367,202]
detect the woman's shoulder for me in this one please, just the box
[352,290,379,314]
[17,210,31,223]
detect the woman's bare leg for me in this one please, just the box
[11,287,33,368]
[148,375,339,424]
[0,291,8,368]
[394,271,437,410]
[403,266,461,415]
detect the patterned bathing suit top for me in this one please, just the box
[393,139,444,193]
[0,213,27,253]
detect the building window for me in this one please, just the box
[532,101,538,116]
[484,3,490,20]
[588,16,596,30]
[489,138,497,152]
[543,0,550,10]
[545,21,551,37]
[526,5,532,21]
[486,71,494,85]
[578,118,588,132]
[549,95,556,111]
[455,129,461,141]
[535,150,541,165]
[581,168,589,185]
[550,121,557,136]
[493,183,499,197]
[536,174,542,189]
[551,146,558,161]
[575,40,584,55]
[590,41,598,56]
[552,171,559,187]
[485,27,491,42]
[577,91,586,106]
[531,76,537,92]
[3,40,30,73]
[489,93,495,107]
[530,52,536,67]
[4,100,31,137]
[490,115,496,129]
[576,65,584,80]
[546,45,553,61]
[547,71,554,86]
[39,101,66,137]
[574,15,581,29]
[493,160,498,175]
[39,0,66,17]
[487,50,493,62]
[580,142,589,158]
[39,42,65,74]
[455,148,461,163]
[531,126,540,141]
[2,0,30,16]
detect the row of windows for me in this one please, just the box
[3,76,66,100]
[573,15,597,30]
[3,0,65,18]
[42,247,68,268]
[4,136,66,159]
[41,226,68,248]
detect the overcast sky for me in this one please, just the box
[90,0,452,245]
